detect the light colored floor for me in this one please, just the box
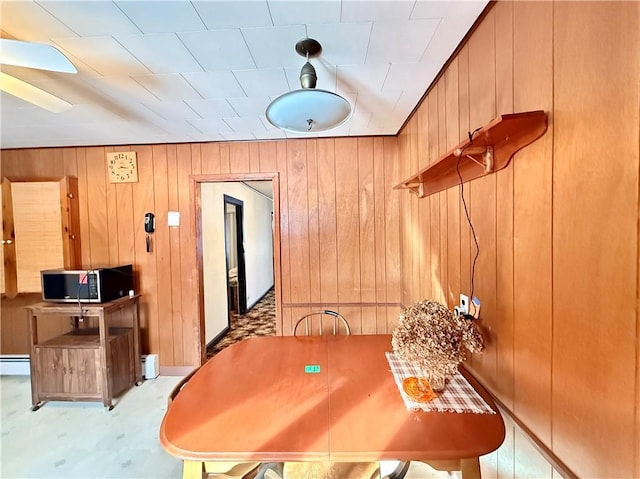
[0,375,478,479]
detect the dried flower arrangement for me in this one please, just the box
[392,300,484,389]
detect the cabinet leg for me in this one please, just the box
[31,402,43,412]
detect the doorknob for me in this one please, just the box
[2,239,12,245]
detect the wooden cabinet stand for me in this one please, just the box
[25,296,142,411]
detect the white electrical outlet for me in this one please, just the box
[459,294,469,315]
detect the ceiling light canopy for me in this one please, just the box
[266,38,352,133]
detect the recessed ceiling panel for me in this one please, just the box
[179,30,256,71]
[366,19,440,64]
[0,1,77,42]
[341,0,415,22]
[412,1,487,19]
[52,36,150,76]
[132,73,201,101]
[182,72,247,99]
[117,33,203,74]
[306,23,372,66]
[242,25,307,69]
[269,0,341,25]
[185,99,238,119]
[114,1,205,33]
[39,1,139,36]
[234,69,290,97]
[193,1,272,29]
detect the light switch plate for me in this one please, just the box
[167,211,180,227]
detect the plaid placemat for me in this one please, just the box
[385,352,495,414]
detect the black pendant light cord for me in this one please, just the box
[456,127,482,303]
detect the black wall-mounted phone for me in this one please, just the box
[144,213,155,233]
[144,213,155,253]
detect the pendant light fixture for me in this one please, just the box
[265,38,352,133]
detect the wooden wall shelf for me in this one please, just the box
[394,110,548,198]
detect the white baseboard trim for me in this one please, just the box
[0,355,30,375]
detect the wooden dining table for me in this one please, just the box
[159,335,505,479]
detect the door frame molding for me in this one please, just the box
[192,173,281,365]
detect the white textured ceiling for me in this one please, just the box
[0,0,488,149]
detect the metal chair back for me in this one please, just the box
[293,310,351,336]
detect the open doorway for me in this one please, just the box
[224,195,246,315]
[194,173,280,363]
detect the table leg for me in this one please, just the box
[182,460,205,479]
[460,457,481,479]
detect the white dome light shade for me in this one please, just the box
[265,88,352,133]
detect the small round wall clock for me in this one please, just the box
[107,151,138,183]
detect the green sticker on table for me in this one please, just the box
[304,364,321,373]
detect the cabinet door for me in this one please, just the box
[1,177,79,297]
[65,348,100,395]
[34,347,65,395]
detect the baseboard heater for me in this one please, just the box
[0,354,160,379]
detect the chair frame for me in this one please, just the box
[293,310,351,336]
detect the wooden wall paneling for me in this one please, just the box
[446,188,460,310]
[104,147,119,264]
[335,138,361,303]
[437,65,448,306]
[306,140,321,303]
[62,148,78,177]
[316,139,338,304]
[229,142,249,174]
[276,142,290,328]
[201,143,222,174]
[437,82,447,156]
[467,8,497,381]
[258,142,277,173]
[36,149,58,177]
[494,0,516,410]
[191,144,202,175]
[249,142,260,172]
[75,148,91,268]
[429,193,441,303]
[131,145,157,356]
[361,306,377,335]
[457,46,472,309]
[409,122,424,304]
[177,144,197,365]
[286,140,311,303]
[373,137,387,333]
[358,137,376,306]
[439,192,449,307]
[417,98,429,170]
[383,137,401,307]
[445,59,460,152]
[166,144,184,364]
[152,144,175,365]
[444,62,461,310]
[512,0,553,447]
[397,129,410,306]
[220,143,230,174]
[1,294,39,353]
[84,147,109,267]
[340,306,362,335]
[552,2,639,477]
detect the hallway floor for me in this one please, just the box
[207,288,276,358]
